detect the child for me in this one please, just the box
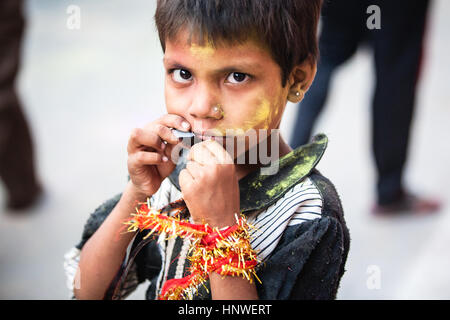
[64,0,350,300]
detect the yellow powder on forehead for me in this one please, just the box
[190,42,216,58]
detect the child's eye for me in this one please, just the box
[172,69,193,83]
[226,72,249,84]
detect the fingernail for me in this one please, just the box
[182,121,190,129]
[162,156,168,162]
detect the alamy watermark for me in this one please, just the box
[169,127,281,176]
[66,5,81,30]
[366,265,381,290]
[367,5,381,30]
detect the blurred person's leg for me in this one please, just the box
[0,0,42,210]
[371,0,439,213]
[289,0,367,148]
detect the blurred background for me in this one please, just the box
[0,0,448,299]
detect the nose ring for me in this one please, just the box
[212,104,224,118]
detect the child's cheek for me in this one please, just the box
[248,98,272,130]
[237,97,279,132]
[270,90,288,127]
[165,84,187,114]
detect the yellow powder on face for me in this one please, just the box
[190,42,216,58]
[271,89,288,126]
[214,91,287,137]
[241,98,272,132]
[220,98,272,136]
[197,99,273,136]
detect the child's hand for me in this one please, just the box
[179,139,240,228]
[127,114,190,197]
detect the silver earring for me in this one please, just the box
[295,91,300,96]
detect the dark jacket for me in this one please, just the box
[75,133,350,300]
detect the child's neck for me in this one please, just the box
[235,134,292,181]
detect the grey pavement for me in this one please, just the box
[0,0,449,299]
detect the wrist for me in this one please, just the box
[195,212,240,229]
[114,182,150,221]
[123,202,260,300]
[124,181,149,202]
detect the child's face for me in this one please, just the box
[163,30,290,149]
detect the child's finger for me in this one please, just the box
[146,123,181,145]
[179,167,194,192]
[187,142,216,165]
[203,140,234,164]
[157,114,191,134]
[185,160,204,181]
[127,127,165,154]
[128,150,168,167]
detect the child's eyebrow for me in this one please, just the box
[214,63,261,74]
[163,58,186,69]
[163,58,261,73]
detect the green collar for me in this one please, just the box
[168,133,328,214]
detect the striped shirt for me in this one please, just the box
[149,176,323,298]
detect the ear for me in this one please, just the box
[286,57,317,103]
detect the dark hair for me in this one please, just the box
[155,0,322,86]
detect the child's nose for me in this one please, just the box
[188,84,221,120]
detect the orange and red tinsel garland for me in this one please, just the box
[121,199,261,300]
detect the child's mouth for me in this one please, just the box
[195,132,221,141]
[171,129,195,138]
[171,129,228,145]
[172,129,221,140]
